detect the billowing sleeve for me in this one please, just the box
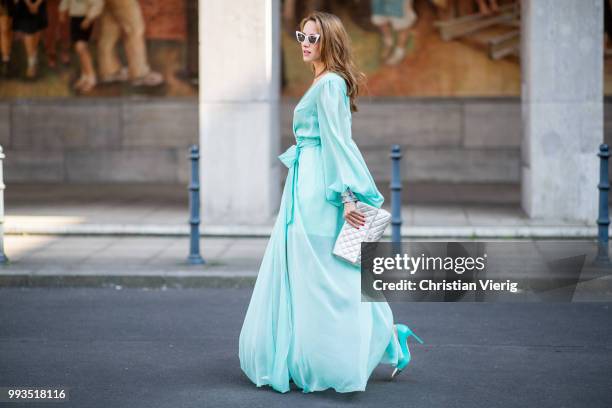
[316,79,384,209]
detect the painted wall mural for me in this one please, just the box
[0,0,198,97]
[282,0,522,97]
[1,1,609,98]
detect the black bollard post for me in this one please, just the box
[188,145,205,265]
[390,145,402,253]
[594,144,610,268]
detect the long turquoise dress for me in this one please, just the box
[238,71,403,393]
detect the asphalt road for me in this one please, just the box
[0,287,611,408]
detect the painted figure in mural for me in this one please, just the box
[12,0,48,78]
[0,0,14,77]
[96,0,163,87]
[476,0,500,16]
[45,0,70,68]
[238,11,424,393]
[59,0,104,93]
[370,0,417,66]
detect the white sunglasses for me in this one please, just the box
[295,31,321,45]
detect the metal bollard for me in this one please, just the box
[390,145,402,251]
[594,144,610,267]
[0,145,7,264]
[187,145,205,265]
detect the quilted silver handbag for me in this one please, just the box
[332,201,391,265]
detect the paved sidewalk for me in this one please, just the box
[4,183,607,238]
[0,235,264,288]
[2,235,612,299]
[2,183,612,291]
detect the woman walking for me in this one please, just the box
[238,11,423,393]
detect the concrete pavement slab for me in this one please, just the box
[4,183,607,238]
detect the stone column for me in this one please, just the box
[199,0,280,225]
[521,0,603,223]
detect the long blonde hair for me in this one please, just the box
[299,11,366,113]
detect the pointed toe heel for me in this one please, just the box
[391,367,401,379]
[410,331,424,345]
[390,323,424,380]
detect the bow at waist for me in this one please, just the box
[278,137,321,168]
[277,137,321,225]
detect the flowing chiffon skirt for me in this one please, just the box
[238,141,403,393]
